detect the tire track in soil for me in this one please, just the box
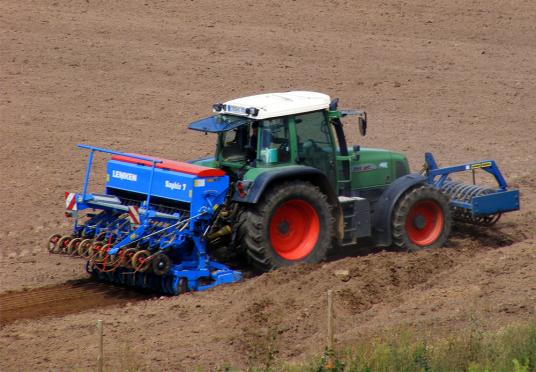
[0,280,154,326]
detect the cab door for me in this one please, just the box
[292,111,337,188]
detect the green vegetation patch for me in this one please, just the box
[303,318,536,372]
[232,316,536,372]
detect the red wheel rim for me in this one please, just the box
[405,200,444,246]
[269,199,320,260]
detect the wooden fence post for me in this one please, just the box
[327,290,334,349]
[97,319,104,372]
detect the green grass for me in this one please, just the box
[247,316,536,372]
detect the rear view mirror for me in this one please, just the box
[358,116,367,136]
[340,109,367,136]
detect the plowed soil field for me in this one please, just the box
[1,0,535,370]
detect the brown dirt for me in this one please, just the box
[1,0,536,370]
[0,280,153,326]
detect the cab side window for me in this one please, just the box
[294,111,334,170]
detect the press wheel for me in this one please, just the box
[151,253,171,276]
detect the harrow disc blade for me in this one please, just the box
[78,239,94,258]
[56,236,73,254]
[122,248,138,269]
[89,242,104,260]
[67,238,82,256]
[47,233,62,253]
[132,250,151,273]
[95,231,107,242]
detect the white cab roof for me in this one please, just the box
[216,91,331,120]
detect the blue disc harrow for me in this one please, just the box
[424,152,519,226]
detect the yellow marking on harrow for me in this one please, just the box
[470,161,492,169]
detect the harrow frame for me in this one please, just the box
[424,152,520,218]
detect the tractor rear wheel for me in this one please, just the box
[238,180,334,271]
[392,185,451,252]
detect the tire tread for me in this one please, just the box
[236,180,335,271]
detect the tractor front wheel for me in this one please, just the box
[392,185,451,252]
[238,180,334,271]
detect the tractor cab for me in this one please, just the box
[188,91,341,184]
[188,91,385,198]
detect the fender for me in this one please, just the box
[233,165,338,206]
[372,173,426,247]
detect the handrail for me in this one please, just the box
[77,144,163,164]
[77,144,162,207]
[424,152,508,190]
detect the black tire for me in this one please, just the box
[392,185,451,252]
[237,180,334,271]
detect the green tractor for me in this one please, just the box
[188,91,456,271]
[48,91,518,293]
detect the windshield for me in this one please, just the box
[218,118,291,165]
[188,115,251,133]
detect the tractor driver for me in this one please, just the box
[246,121,259,164]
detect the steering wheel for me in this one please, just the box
[303,139,318,150]
[277,139,289,153]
